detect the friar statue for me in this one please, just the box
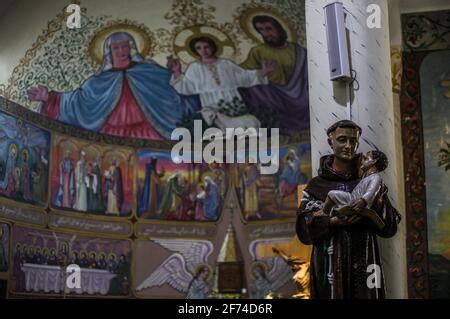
[296,120,401,299]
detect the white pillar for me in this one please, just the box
[305,0,407,298]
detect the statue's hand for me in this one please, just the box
[330,215,362,227]
[27,85,49,103]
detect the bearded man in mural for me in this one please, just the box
[27,32,200,140]
[239,15,309,135]
[296,120,401,299]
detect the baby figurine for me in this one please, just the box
[322,150,388,226]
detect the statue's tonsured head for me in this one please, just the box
[327,120,362,161]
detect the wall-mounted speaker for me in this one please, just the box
[324,2,351,81]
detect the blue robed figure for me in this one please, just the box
[203,176,220,220]
[28,32,200,140]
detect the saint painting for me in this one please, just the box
[27,31,200,140]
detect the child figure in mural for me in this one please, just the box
[321,150,389,229]
[27,32,200,140]
[167,36,276,119]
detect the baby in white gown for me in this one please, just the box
[322,150,388,217]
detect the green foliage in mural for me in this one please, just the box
[15,10,111,109]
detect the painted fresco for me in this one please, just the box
[10,225,131,297]
[19,1,309,141]
[235,143,311,221]
[0,111,50,206]
[50,134,134,217]
[136,150,227,221]
[0,0,309,299]
[420,50,450,298]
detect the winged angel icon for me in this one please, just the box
[248,239,293,298]
[135,238,214,298]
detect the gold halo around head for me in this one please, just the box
[194,263,213,281]
[250,261,268,280]
[9,143,17,154]
[173,25,236,64]
[88,23,153,66]
[239,7,298,44]
[108,252,117,259]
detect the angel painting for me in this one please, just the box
[135,238,213,299]
[249,258,292,299]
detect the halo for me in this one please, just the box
[108,252,117,259]
[88,23,153,66]
[250,261,268,280]
[21,149,29,159]
[239,6,298,44]
[9,143,17,154]
[200,171,216,183]
[194,263,213,281]
[173,25,236,64]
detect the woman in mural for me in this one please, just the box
[168,36,275,117]
[27,32,200,140]
[203,176,219,220]
[55,150,75,209]
[0,143,18,197]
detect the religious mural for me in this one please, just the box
[0,223,10,272]
[10,225,131,297]
[50,134,134,217]
[0,111,50,206]
[134,238,214,298]
[420,50,450,298]
[235,143,311,221]
[19,0,309,141]
[136,150,227,221]
[0,0,310,299]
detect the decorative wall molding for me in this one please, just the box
[400,10,450,299]
[402,10,450,52]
